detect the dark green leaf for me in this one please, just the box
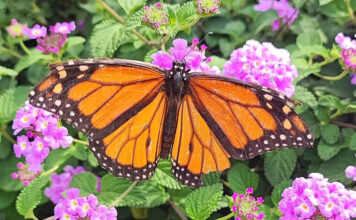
[293,86,317,108]
[70,172,98,196]
[318,95,341,109]
[320,124,339,144]
[0,136,11,159]
[252,10,278,34]
[264,149,297,185]
[15,51,52,72]
[201,172,220,186]
[348,133,356,150]
[227,163,258,193]
[151,159,183,189]
[271,180,292,207]
[0,156,23,192]
[0,86,31,123]
[72,143,88,160]
[317,140,341,160]
[0,190,16,209]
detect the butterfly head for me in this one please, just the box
[170,60,189,81]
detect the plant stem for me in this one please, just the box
[18,39,31,55]
[40,164,60,177]
[97,0,158,50]
[109,181,138,208]
[216,212,234,220]
[345,0,356,27]
[0,47,23,59]
[313,69,349,81]
[0,125,16,144]
[72,138,89,146]
[330,109,342,119]
[169,200,188,220]
[331,120,356,130]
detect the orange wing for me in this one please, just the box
[171,95,231,187]
[29,58,167,180]
[188,74,313,160]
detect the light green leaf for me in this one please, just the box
[209,56,226,71]
[296,31,322,49]
[201,172,221,186]
[271,180,292,207]
[151,159,183,189]
[185,183,223,220]
[66,36,86,47]
[90,20,126,58]
[264,149,297,185]
[70,172,98,196]
[16,175,50,218]
[0,86,31,124]
[72,143,88,161]
[125,9,144,30]
[320,124,339,144]
[293,86,317,108]
[252,10,278,34]
[318,95,341,109]
[0,66,18,77]
[88,151,99,167]
[319,0,334,6]
[259,204,278,219]
[227,163,258,193]
[117,0,145,15]
[144,49,157,63]
[15,51,52,72]
[177,2,199,29]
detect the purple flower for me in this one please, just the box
[279,173,356,219]
[31,136,50,160]
[231,188,264,220]
[44,165,86,204]
[6,19,27,38]
[54,188,117,220]
[152,38,220,74]
[223,39,298,97]
[53,21,76,35]
[196,0,220,14]
[254,0,299,31]
[13,135,30,158]
[345,165,356,181]
[43,126,73,149]
[23,24,47,39]
[142,3,168,29]
[11,162,39,185]
[335,33,356,84]
[36,29,67,54]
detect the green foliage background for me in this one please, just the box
[0,0,355,219]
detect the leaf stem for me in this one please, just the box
[97,0,158,50]
[0,125,16,144]
[345,0,356,27]
[215,212,234,220]
[331,120,356,130]
[108,181,138,208]
[18,39,31,55]
[72,138,89,146]
[169,200,188,220]
[313,69,349,81]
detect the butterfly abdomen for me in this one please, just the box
[161,99,178,159]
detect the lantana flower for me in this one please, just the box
[6,19,27,38]
[335,33,356,85]
[196,0,220,14]
[11,162,39,186]
[151,38,220,74]
[23,24,47,39]
[231,188,264,220]
[279,173,356,219]
[223,39,298,97]
[254,0,299,31]
[142,3,168,29]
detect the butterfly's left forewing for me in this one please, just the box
[29,59,167,180]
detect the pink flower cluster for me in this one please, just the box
[12,102,72,181]
[54,188,117,220]
[11,162,39,185]
[345,165,356,181]
[232,188,264,220]
[196,0,220,14]
[335,33,356,84]
[152,38,220,73]
[254,0,299,31]
[279,173,356,219]
[223,39,297,97]
[6,19,27,38]
[142,3,168,29]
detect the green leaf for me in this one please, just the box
[88,151,99,167]
[264,149,297,185]
[293,58,320,82]
[293,86,317,108]
[15,51,52,72]
[271,180,292,207]
[348,133,356,150]
[144,49,157,63]
[125,9,144,30]
[0,66,18,77]
[98,175,170,208]
[72,143,88,160]
[66,36,86,47]
[252,10,278,34]
[185,183,223,220]
[70,172,98,196]
[317,140,341,160]
[227,163,258,193]
[296,31,322,49]
[319,0,334,6]
[117,0,145,15]
[44,147,74,171]
[318,95,341,109]
[90,20,126,58]
[0,156,23,192]
[0,190,16,209]
[16,175,50,218]
[320,124,339,144]
[259,204,278,219]
[150,159,183,189]
[0,137,11,159]
[209,56,226,71]
[0,86,31,124]
[201,172,220,186]
[177,2,199,29]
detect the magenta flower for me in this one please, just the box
[231,188,264,220]
[223,39,298,97]
[196,0,220,14]
[11,162,39,185]
[36,28,67,54]
[335,33,356,73]
[53,21,76,35]
[43,126,73,149]
[152,38,220,74]
[6,19,27,38]
[13,135,30,158]
[54,188,117,220]
[279,173,356,219]
[23,24,47,39]
[142,3,168,29]
[254,0,299,31]
[345,165,356,181]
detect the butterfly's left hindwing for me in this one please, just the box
[29,59,167,181]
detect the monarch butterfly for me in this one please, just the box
[28,58,313,187]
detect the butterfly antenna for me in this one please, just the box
[182,32,213,59]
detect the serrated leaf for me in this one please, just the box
[0,156,23,192]
[317,140,341,160]
[15,51,52,72]
[259,204,278,219]
[16,175,50,217]
[264,149,297,185]
[72,143,88,160]
[70,172,98,196]
[117,0,145,15]
[271,180,292,207]
[177,2,199,29]
[169,187,194,214]
[44,147,75,171]
[320,124,339,144]
[0,66,18,77]
[90,20,126,58]
[201,172,220,186]
[252,10,278,34]
[227,163,258,193]
[0,86,31,123]
[150,159,183,189]
[296,31,322,49]
[98,175,169,208]
[125,9,144,30]
[185,183,223,220]
[348,133,356,150]
[144,49,157,63]
[318,95,341,109]
[293,86,317,108]
[66,36,86,47]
